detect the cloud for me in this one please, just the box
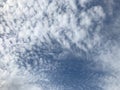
[79,0,91,7]
[104,0,114,16]
[1,0,120,90]
[96,42,120,90]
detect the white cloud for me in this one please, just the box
[79,0,91,7]
[104,0,114,16]
[95,41,120,90]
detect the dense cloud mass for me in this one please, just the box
[0,0,120,90]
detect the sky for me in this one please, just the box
[0,0,120,90]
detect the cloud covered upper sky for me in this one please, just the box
[0,0,120,90]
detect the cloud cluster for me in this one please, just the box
[0,0,120,90]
